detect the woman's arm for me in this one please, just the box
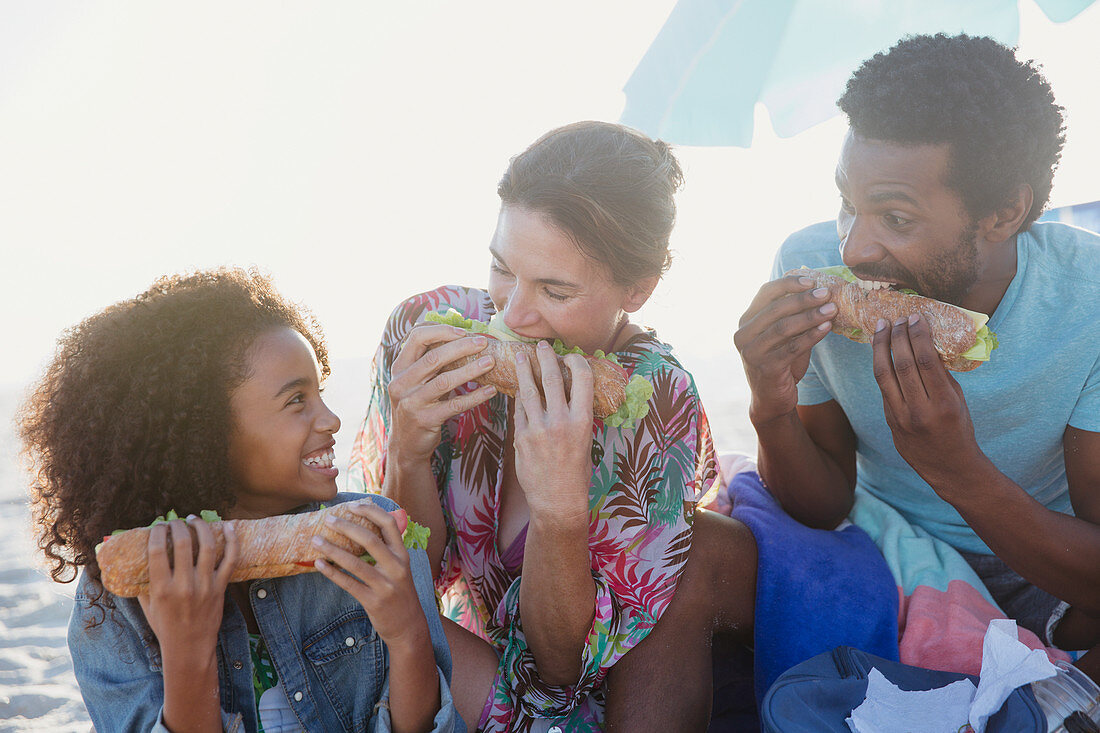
[367,322,496,577]
[513,346,598,684]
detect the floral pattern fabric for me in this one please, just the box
[348,285,718,732]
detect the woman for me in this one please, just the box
[348,121,756,732]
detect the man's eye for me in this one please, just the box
[883,214,911,227]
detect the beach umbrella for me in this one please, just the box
[621,0,1097,147]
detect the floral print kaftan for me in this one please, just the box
[348,285,718,732]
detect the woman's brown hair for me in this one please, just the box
[497,120,683,286]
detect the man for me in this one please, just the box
[736,33,1100,678]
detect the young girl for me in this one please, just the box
[19,268,458,733]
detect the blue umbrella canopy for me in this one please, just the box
[622,0,1096,147]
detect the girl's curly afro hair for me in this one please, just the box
[19,267,328,596]
[838,33,1065,230]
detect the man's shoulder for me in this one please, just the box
[1026,222,1100,288]
[775,221,843,272]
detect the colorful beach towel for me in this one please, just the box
[718,457,1070,703]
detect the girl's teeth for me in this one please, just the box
[304,450,335,468]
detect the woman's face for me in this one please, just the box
[487,206,643,354]
[227,327,340,519]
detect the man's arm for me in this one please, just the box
[756,400,857,528]
[874,316,1100,612]
[736,273,856,528]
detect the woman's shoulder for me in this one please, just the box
[380,285,494,348]
[617,329,693,381]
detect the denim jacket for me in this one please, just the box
[68,493,461,733]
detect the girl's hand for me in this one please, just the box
[387,324,498,465]
[138,517,239,657]
[311,502,428,648]
[513,342,594,522]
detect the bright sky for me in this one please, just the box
[3,1,1099,457]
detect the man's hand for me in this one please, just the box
[735,274,837,425]
[872,314,986,491]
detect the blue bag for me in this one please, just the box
[760,646,1046,732]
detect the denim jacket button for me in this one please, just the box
[344,636,355,647]
[549,727,563,733]
[232,660,243,670]
[293,691,303,702]
[256,588,267,599]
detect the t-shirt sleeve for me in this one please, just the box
[488,346,719,719]
[1069,351,1100,432]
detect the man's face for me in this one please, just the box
[835,132,980,305]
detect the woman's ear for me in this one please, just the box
[623,276,659,313]
[979,184,1034,244]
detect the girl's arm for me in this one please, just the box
[138,518,239,733]
[313,502,449,733]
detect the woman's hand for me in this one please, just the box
[138,517,238,655]
[313,502,441,733]
[513,341,594,522]
[138,517,238,733]
[386,324,498,466]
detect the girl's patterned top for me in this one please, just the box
[248,634,277,732]
[348,285,718,732]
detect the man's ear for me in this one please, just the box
[979,184,1034,244]
[623,276,659,313]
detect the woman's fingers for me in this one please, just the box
[562,353,594,419]
[535,341,567,413]
[391,323,469,373]
[514,348,545,419]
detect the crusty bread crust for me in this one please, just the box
[97,502,384,597]
[789,267,983,372]
[449,338,629,418]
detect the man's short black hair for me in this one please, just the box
[838,33,1065,230]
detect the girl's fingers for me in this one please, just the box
[215,521,239,585]
[166,519,193,574]
[314,557,373,600]
[146,524,171,585]
[312,535,382,587]
[188,516,218,576]
[346,502,405,553]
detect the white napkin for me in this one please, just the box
[846,619,1057,733]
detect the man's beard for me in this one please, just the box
[849,223,979,305]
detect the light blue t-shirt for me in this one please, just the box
[774,221,1100,554]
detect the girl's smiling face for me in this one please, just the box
[227,327,341,519]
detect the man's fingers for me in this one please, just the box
[871,319,904,413]
[905,314,953,400]
[739,275,818,328]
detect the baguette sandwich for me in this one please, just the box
[96,502,430,598]
[424,309,654,428]
[789,266,999,371]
